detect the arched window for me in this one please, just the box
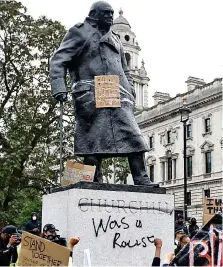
[125,53,131,67]
[146,156,156,183]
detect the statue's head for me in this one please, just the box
[88,1,114,29]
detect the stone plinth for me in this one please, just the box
[42,182,174,266]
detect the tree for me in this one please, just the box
[0,1,132,225]
[0,0,73,224]
[102,157,131,184]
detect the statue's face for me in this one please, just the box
[97,6,114,28]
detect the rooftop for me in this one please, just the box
[136,78,222,126]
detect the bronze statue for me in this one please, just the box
[50,1,152,185]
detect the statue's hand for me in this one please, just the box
[55,92,67,102]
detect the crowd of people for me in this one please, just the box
[0,212,80,266]
[0,211,201,266]
[149,214,200,266]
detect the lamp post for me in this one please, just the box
[179,97,191,221]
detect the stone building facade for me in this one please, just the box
[111,10,222,225]
[112,10,149,108]
[136,77,222,225]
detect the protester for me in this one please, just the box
[0,225,21,266]
[42,224,80,251]
[174,214,188,234]
[174,229,185,246]
[24,212,41,235]
[152,238,162,266]
[188,217,199,238]
[174,234,190,256]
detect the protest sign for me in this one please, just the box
[94,75,121,108]
[171,212,222,266]
[18,232,70,266]
[62,161,95,185]
[203,198,222,225]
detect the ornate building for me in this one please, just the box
[112,10,222,225]
[112,9,149,108]
[136,77,222,225]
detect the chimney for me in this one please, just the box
[185,76,205,91]
[153,92,171,105]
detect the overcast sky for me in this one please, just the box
[21,0,223,106]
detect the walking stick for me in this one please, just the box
[59,101,63,184]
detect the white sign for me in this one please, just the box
[42,187,174,266]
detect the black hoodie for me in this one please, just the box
[24,212,41,235]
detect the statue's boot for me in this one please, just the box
[128,153,153,186]
[83,155,103,183]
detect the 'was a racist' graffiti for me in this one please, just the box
[92,215,154,249]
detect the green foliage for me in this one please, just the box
[102,157,130,184]
[3,188,42,227]
[0,1,131,226]
[0,0,71,225]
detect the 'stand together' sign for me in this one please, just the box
[18,232,70,266]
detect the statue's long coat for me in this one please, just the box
[50,18,148,156]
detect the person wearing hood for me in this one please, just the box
[188,217,199,238]
[24,212,41,235]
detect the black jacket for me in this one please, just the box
[0,234,17,266]
[24,219,41,234]
[152,257,161,266]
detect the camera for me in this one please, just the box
[46,234,67,247]
[12,234,22,246]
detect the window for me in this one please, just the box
[186,124,192,138]
[187,192,191,206]
[205,118,211,133]
[187,156,192,177]
[149,136,154,149]
[167,131,171,144]
[125,53,131,67]
[205,151,211,173]
[204,189,210,198]
[167,158,172,180]
[149,165,154,182]
[124,35,130,41]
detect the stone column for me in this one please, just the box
[165,161,168,181]
[172,159,176,179]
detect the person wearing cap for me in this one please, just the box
[0,225,20,266]
[42,224,80,266]
[174,214,188,235]
[24,212,41,236]
[42,224,58,239]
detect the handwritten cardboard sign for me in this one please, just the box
[18,232,70,266]
[62,161,95,185]
[203,198,223,225]
[94,75,121,108]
